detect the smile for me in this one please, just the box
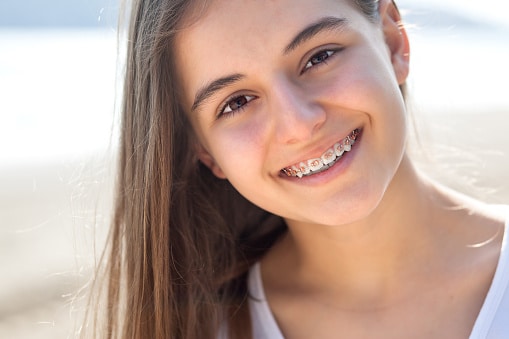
[281,129,360,178]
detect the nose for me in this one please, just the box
[269,78,326,145]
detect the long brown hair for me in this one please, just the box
[87,0,401,338]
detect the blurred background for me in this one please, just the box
[0,1,118,338]
[0,0,508,338]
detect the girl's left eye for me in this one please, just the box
[303,50,336,72]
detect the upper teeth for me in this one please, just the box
[282,129,359,178]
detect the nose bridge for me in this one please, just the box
[270,76,326,144]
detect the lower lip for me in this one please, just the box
[279,129,363,185]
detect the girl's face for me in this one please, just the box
[175,0,410,226]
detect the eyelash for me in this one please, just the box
[301,48,339,74]
[217,48,340,118]
[217,94,256,119]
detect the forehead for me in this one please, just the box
[175,0,363,109]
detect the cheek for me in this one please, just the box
[329,57,400,110]
[319,51,407,161]
[328,55,407,137]
[207,119,268,175]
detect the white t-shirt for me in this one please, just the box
[246,208,509,339]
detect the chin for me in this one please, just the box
[295,182,388,227]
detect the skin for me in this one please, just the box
[175,0,506,337]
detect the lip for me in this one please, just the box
[278,128,363,183]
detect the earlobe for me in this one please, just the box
[196,144,227,179]
[379,0,410,85]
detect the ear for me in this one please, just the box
[196,143,227,179]
[379,0,410,85]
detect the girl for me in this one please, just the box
[92,0,508,338]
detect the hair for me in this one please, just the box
[87,0,403,338]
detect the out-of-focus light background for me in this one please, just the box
[0,0,508,338]
[0,1,119,338]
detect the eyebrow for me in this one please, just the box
[283,16,349,55]
[191,74,245,112]
[190,16,349,113]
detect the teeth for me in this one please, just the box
[308,158,323,172]
[291,166,302,178]
[282,129,360,178]
[299,162,310,176]
[334,142,344,157]
[321,148,336,165]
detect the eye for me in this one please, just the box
[219,94,256,117]
[302,49,336,72]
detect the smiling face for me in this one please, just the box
[175,0,410,227]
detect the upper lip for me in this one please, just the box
[278,127,360,172]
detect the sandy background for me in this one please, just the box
[0,154,113,338]
[1,1,508,338]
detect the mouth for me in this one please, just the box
[281,128,361,178]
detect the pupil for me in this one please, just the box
[232,96,247,109]
[313,52,328,64]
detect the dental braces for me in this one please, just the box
[282,128,360,178]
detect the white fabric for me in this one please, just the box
[247,207,509,339]
[248,262,285,339]
[469,206,509,339]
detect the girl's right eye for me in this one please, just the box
[218,94,255,118]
